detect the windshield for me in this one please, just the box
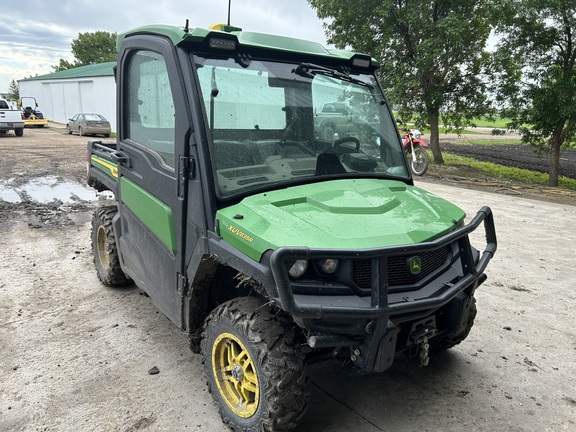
[194,56,409,198]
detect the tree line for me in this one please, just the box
[309,0,576,187]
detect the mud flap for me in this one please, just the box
[372,322,398,372]
[442,292,472,335]
[352,320,398,373]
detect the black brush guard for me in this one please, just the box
[269,206,497,372]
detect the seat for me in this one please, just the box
[315,152,347,176]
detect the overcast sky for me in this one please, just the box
[0,0,330,93]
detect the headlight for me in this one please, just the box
[320,259,339,274]
[288,260,308,279]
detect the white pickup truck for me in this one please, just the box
[0,98,25,137]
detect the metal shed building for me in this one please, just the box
[18,62,117,132]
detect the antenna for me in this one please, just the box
[227,0,231,26]
[184,19,189,33]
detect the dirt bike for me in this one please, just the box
[401,128,429,176]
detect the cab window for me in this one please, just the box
[125,50,176,168]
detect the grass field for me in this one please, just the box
[456,139,523,145]
[398,114,512,134]
[470,116,511,128]
[436,153,576,191]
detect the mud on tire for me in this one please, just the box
[91,205,131,287]
[202,296,309,432]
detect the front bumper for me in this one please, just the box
[270,206,496,318]
[268,206,496,370]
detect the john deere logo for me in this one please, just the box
[408,257,422,275]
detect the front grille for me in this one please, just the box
[352,259,372,289]
[353,246,450,289]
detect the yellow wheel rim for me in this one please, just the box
[212,332,259,418]
[96,225,110,270]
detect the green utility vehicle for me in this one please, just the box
[87,21,497,432]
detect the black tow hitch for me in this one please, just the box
[410,317,438,367]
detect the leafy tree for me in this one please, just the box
[308,0,497,163]
[53,31,117,72]
[53,59,76,72]
[6,79,19,101]
[493,0,576,187]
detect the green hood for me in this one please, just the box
[217,179,466,261]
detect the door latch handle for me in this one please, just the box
[110,151,130,166]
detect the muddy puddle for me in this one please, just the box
[0,176,112,204]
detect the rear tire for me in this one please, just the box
[410,146,429,176]
[202,297,309,432]
[15,128,24,137]
[91,206,131,287]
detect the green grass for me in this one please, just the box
[438,127,482,135]
[415,126,483,135]
[395,113,513,132]
[457,139,523,145]
[471,116,511,129]
[417,126,502,135]
[437,153,576,191]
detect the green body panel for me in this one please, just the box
[90,155,118,179]
[117,25,378,67]
[120,177,177,255]
[217,179,466,261]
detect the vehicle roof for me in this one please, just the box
[71,113,107,117]
[117,24,379,68]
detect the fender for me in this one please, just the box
[411,138,428,147]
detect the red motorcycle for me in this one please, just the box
[401,128,429,176]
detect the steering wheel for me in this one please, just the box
[332,136,360,153]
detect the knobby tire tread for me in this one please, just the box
[202,297,309,432]
[91,205,131,287]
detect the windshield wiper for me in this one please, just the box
[293,63,373,88]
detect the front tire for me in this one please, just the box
[91,206,131,287]
[202,297,309,432]
[431,296,477,351]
